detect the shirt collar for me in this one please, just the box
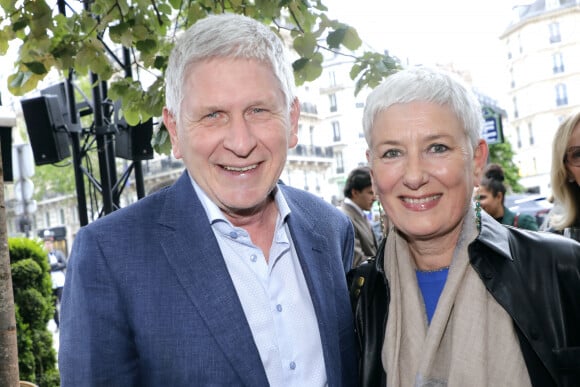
[344,197,366,218]
[188,174,291,225]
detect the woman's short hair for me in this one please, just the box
[550,112,580,230]
[165,14,295,122]
[363,66,483,151]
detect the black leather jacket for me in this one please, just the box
[348,211,580,387]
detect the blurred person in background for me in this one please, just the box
[341,166,378,268]
[348,66,580,387]
[543,111,580,241]
[477,163,538,231]
[43,230,67,329]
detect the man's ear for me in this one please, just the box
[162,107,182,159]
[288,98,300,148]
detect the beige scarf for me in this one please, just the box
[381,207,531,387]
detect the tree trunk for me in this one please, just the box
[0,143,20,386]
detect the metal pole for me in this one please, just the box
[57,0,89,226]
[91,72,114,215]
[66,76,89,226]
[100,80,120,208]
[123,47,146,199]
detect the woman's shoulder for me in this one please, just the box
[508,226,580,263]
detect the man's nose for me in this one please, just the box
[223,114,258,157]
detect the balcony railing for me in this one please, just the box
[289,144,334,158]
[300,102,318,115]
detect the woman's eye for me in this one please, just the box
[381,149,401,159]
[429,144,449,153]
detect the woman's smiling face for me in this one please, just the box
[367,101,487,241]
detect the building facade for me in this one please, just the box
[500,0,580,194]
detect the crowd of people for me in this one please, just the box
[54,13,579,387]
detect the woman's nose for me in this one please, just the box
[402,156,428,189]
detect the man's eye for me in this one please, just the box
[205,112,220,119]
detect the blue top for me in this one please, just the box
[416,268,449,324]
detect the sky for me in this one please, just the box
[325,0,519,100]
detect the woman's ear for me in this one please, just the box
[473,139,489,184]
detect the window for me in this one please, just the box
[546,0,560,10]
[556,83,568,106]
[309,125,315,147]
[516,126,522,149]
[528,122,534,146]
[328,71,337,87]
[336,151,344,174]
[60,208,65,224]
[549,22,561,43]
[510,68,515,88]
[518,34,523,53]
[355,102,364,108]
[512,96,519,119]
[506,38,512,60]
[329,94,337,113]
[332,121,341,142]
[552,52,564,73]
[45,211,51,228]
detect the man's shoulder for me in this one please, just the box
[340,201,359,218]
[84,186,171,232]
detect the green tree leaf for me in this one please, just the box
[1,0,401,154]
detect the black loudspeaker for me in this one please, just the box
[41,83,82,133]
[21,95,71,165]
[0,126,13,182]
[115,118,154,161]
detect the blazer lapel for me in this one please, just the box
[157,173,268,386]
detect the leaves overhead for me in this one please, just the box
[0,0,401,153]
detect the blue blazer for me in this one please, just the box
[59,171,357,386]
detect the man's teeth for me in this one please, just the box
[224,165,257,172]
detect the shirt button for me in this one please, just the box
[250,254,257,262]
[276,304,282,312]
[229,231,238,239]
[289,361,296,370]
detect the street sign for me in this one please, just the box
[12,143,35,180]
[481,106,504,145]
